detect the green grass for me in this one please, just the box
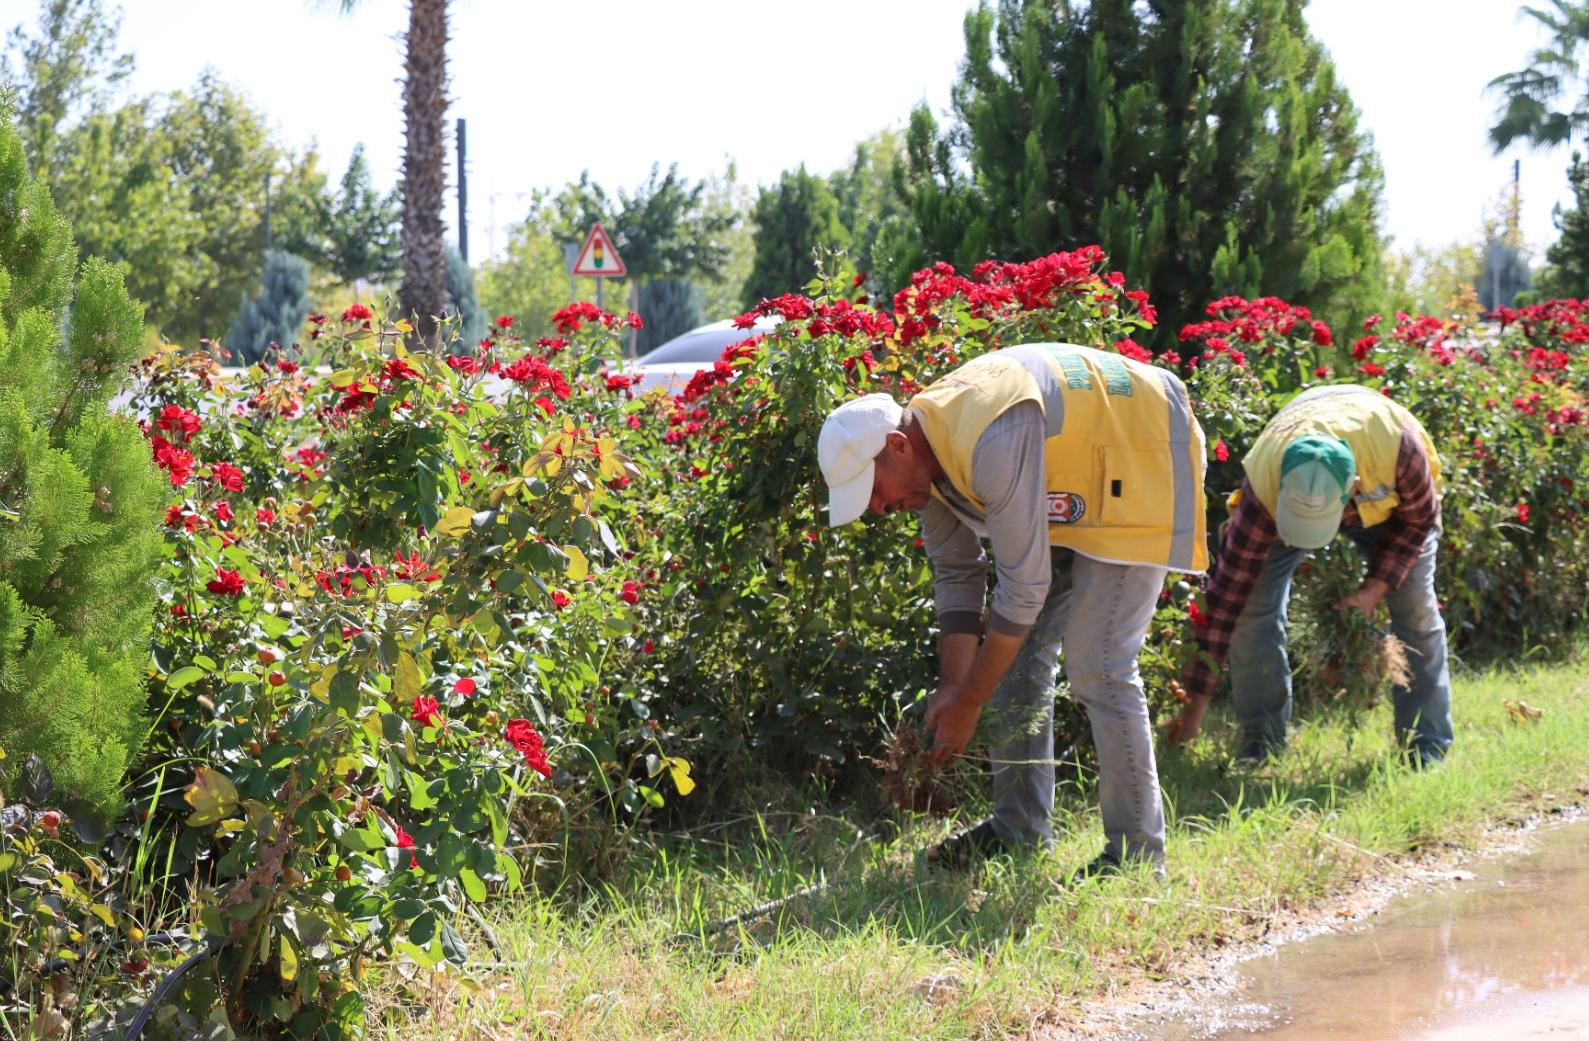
[371,656,1589,1039]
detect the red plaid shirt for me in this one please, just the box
[1181,425,1439,701]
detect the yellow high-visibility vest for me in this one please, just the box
[1244,385,1442,528]
[909,343,1209,573]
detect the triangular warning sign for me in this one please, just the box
[572,222,627,277]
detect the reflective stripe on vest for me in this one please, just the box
[909,343,1209,573]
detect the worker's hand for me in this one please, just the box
[923,685,982,765]
[1336,577,1390,619]
[1163,683,1211,746]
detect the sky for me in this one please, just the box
[3,0,1576,264]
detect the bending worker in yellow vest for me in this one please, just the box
[1166,384,1454,766]
[818,343,1208,874]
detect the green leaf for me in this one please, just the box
[193,654,218,671]
[408,910,437,946]
[440,922,469,964]
[458,868,487,903]
[259,613,291,638]
[385,583,422,604]
[337,826,383,853]
[166,666,205,691]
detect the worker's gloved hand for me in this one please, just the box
[1163,682,1210,746]
[923,685,982,765]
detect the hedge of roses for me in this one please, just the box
[7,251,1589,1036]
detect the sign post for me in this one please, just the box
[571,222,627,313]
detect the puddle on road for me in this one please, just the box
[1156,821,1589,1041]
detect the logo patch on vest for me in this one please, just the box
[1047,492,1087,524]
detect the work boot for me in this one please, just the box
[926,819,1010,871]
[1066,849,1167,886]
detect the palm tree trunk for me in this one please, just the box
[400,0,450,344]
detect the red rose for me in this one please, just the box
[550,590,571,611]
[620,581,641,605]
[156,404,202,438]
[504,718,553,778]
[256,507,275,527]
[342,303,373,323]
[453,677,477,696]
[210,462,244,492]
[1517,502,1531,523]
[206,567,245,597]
[393,825,419,870]
[214,500,233,524]
[1213,439,1230,463]
[495,315,514,329]
[411,695,442,729]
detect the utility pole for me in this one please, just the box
[263,170,273,252]
[456,117,469,264]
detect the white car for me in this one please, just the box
[626,317,780,396]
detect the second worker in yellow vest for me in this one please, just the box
[1166,385,1455,766]
[819,343,1207,876]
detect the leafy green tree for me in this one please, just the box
[1540,152,1589,298]
[326,143,401,286]
[893,0,1386,341]
[636,278,706,354]
[1,0,133,181]
[829,129,912,293]
[0,95,164,823]
[742,166,851,307]
[477,194,585,337]
[557,164,735,284]
[228,249,311,364]
[44,72,330,344]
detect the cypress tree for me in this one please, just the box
[0,93,164,826]
[446,244,486,347]
[227,248,310,365]
[1540,153,1589,300]
[743,167,851,307]
[636,277,705,355]
[897,0,1387,341]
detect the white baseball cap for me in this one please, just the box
[818,393,904,526]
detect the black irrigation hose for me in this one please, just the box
[120,937,227,1041]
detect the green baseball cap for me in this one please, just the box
[1274,434,1355,548]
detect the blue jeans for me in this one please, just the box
[1227,526,1454,760]
[985,549,1169,863]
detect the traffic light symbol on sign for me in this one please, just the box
[572,223,626,277]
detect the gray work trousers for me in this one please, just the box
[985,548,1169,864]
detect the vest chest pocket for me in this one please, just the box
[1095,445,1170,526]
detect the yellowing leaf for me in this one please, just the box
[395,652,422,702]
[184,766,239,827]
[562,545,589,582]
[88,903,115,928]
[279,935,299,982]
[663,757,696,797]
[436,505,475,538]
[526,451,562,477]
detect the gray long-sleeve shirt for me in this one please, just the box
[916,401,1052,639]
